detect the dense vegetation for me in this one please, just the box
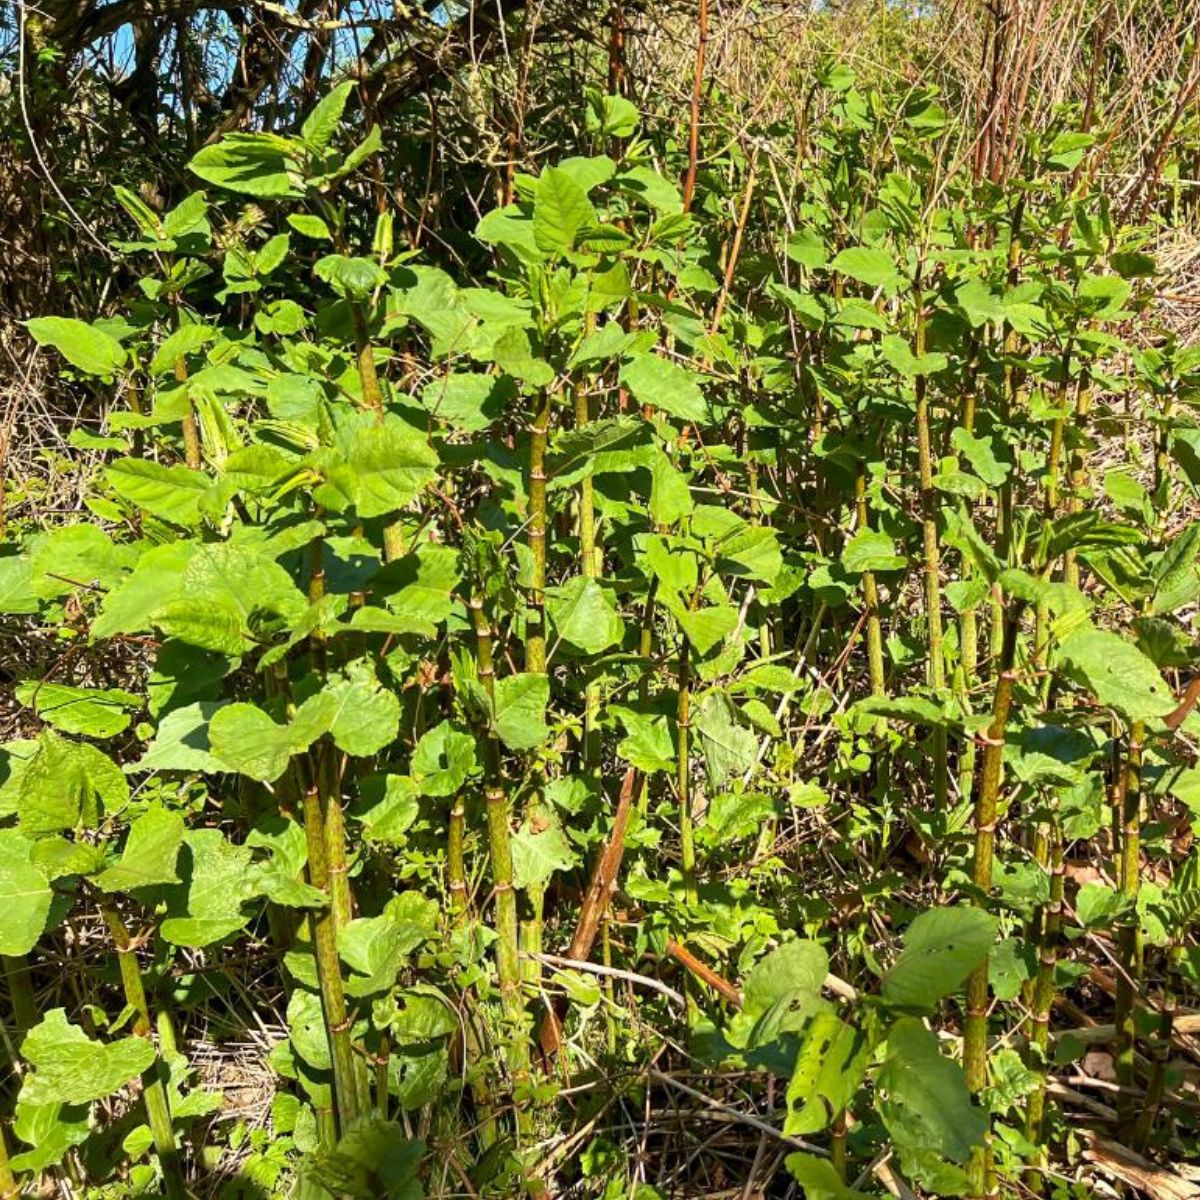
[3,2,1200,1197]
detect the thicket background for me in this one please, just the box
[3,2,1200,1199]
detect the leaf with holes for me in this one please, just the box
[882,906,997,1012]
[1060,624,1177,724]
[784,1012,872,1135]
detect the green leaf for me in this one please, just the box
[302,1116,424,1200]
[153,600,246,656]
[302,81,355,151]
[951,428,1012,487]
[532,167,599,253]
[619,354,707,423]
[830,246,905,293]
[340,893,439,997]
[9,1100,91,1173]
[614,707,676,774]
[784,1153,871,1199]
[336,125,383,178]
[288,990,332,1069]
[512,814,577,889]
[784,228,828,270]
[491,327,555,388]
[743,940,829,1013]
[558,153,619,194]
[91,543,194,641]
[547,576,625,654]
[678,604,738,655]
[188,132,304,198]
[366,544,460,638]
[134,700,227,774]
[25,524,133,600]
[31,837,102,882]
[1059,624,1177,723]
[208,694,334,782]
[288,213,332,240]
[854,694,949,726]
[322,661,401,758]
[149,323,217,376]
[694,691,757,787]
[475,205,544,265]
[95,802,185,892]
[997,568,1088,616]
[0,829,53,955]
[20,1009,156,1106]
[255,232,290,277]
[152,541,309,655]
[718,525,782,585]
[26,317,127,377]
[15,681,140,738]
[1078,273,1132,318]
[0,555,37,615]
[1111,250,1156,279]
[411,723,477,797]
[784,1012,871,1134]
[160,829,257,946]
[840,529,906,574]
[548,415,646,485]
[315,254,387,299]
[649,451,694,526]
[882,906,997,1012]
[954,278,1005,327]
[877,1018,986,1164]
[642,535,698,597]
[245,817,324,909]
[16,733,128,834]
[1076,882,1126,927]
[420,371,511,432]
[879,334,947,376]
[1150,522,1200,615]
[319,411,438,519]
[585,91,639,138]
[105,459,212,527]
[492,673,549,751]
[613,166,683,213]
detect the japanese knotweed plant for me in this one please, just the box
[3,68,1200,1200]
